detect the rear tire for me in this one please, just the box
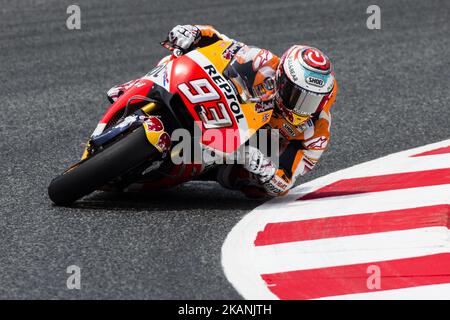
[48,126,159,206]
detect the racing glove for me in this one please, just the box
[243,145,276,183]
[167,25,200,51]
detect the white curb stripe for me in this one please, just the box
[222,139,450,300]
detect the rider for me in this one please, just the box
[107,25,338,197]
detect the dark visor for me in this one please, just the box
[277,68,326,115]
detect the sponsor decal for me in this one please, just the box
[296,119,314,133]
[185,50,253,153]
[156,132,171,153]
[263,177,288,195]
[146,64,166,78]
[303,155,317,169]
[304,136,328,149]
[143,116,168,154]
[144,116,164,131]
[302,48,330,71]
[115,115,138,129]
[253,83,266,98]
[162,66,169,86]
[195,103,233,129]
[253,49,273,71]
[306,76,325,87]
[134,81,146,88]
[263,77,275,91]
[203,64,245,124]
[286,57,298,82]
[253,78,276,99]
[144,63,170,90]
[255,101,274,113]
[282,123,296,137]
[222,41,243,60]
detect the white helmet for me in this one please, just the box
[275,45,335,126]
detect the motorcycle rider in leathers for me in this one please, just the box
[107,25,338,198]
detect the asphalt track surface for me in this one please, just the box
[1,0,449,299]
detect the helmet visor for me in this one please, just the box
[278,72,324,119]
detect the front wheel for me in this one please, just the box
[48,126,159,206]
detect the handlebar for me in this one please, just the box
[160,40,185,57]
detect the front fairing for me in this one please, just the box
[154,40,273,154]
[90,40,273,158]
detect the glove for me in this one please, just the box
[167,25,199,51]
[243,146,276,183]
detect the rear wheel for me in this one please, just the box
[48,126,159,206]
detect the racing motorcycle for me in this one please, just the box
[48,40,273,206]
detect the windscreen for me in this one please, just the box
[223,57,256,103]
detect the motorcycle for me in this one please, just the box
[48,40,274,205]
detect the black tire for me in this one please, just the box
[48,126,159,206]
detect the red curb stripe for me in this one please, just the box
[254,205,450,246]
[411,146,450,157]
[261,253,450,300]
[298,168,450,201]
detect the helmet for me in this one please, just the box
[275,45,335,126]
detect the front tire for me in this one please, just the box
[48,126,159,206]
